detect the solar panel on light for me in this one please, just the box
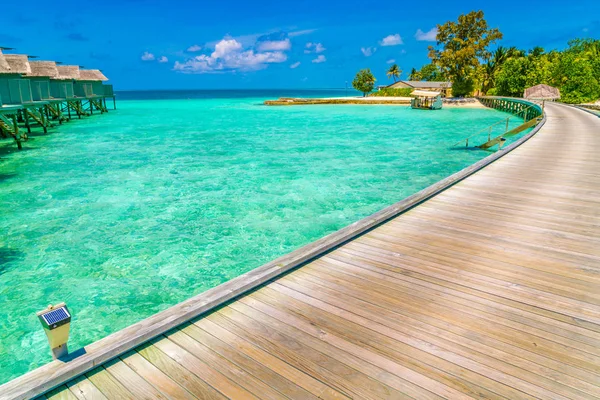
[41,307,70,326]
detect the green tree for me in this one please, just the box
[352,69,376,97]
[550,51,600,104]
[428,10,503,96]
[528,46,545,57]
[481,46,520,94]
[419,64,445,81]
[495,57,529,96]
[386,64,401,82]
[493,38,600,103]
[408,68,421,81]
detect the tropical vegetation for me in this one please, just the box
[352,69,376,96]
[368,88,412,97]
[395,11,600,104]
[386,64,401,82]
[428,10,503,97]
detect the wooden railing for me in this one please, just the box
[453,97,544,150]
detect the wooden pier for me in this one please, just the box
[2,101,600,399]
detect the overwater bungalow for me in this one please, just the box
[74,69,111,113]
[26,61,69,122]
[0,52,52,134]
[54,65,92,117]
[0,52,33,106]
[54,65,78,99]
[0,50,22,146]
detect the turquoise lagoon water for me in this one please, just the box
[0,90,527,383]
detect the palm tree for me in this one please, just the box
[386,64,401,82]
[482,46,517,93]
[408,67,421,81]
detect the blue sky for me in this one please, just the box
[1,0,598,90]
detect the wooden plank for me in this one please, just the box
[65,376,107,400]
[119,351,196,400]
[180,323,320,399]
[210,308,413,400]
[166,329,288,400]
[151,336,259,399]
[292,262,600,384]
[136,343,225,400]
[273,274,600,398]
[101,359,166,400]
[252,287,527,400]
[85,368,135,400]
[260,282,593,400]
[44,386,77,400]
[304,255,600,374]
[226,300,452,399]
[323,251,600,348]
[191,318,349,400]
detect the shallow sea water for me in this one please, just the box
[0,90,527,383]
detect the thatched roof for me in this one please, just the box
[27,61,59,78]
[4,54,32,74]
[0,50,11,72]
[0,53,32,75]
[56,65,81,80]
[524,84,560,100]
[78,69,109,81]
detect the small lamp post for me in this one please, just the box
[37,303,71,359]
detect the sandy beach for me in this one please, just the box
[265,96,486,107]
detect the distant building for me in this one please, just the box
[524,84,560,101]
[387,80,453,97]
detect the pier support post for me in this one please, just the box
[40,109,48,134]
[24,110,31,134]
[12,115,22,150]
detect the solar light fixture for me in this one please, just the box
[37,303,71,359]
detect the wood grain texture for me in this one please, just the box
[4,101,600,400]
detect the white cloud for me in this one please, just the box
[187,44,202,52]
[380,34,403,46]
[312,55,326,63]
[386,59,396,64]
[289,29,317,37]
[212,38,243,58]
[304,42,326,54]
[174,37,289,73]
[257,38,291,52]
[361,47,376,57]
[290,61,301,69]
[415,27,438,42]
[158,56,169,63]
[141,51,155,61]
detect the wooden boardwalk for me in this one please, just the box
[8,102,600,399]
